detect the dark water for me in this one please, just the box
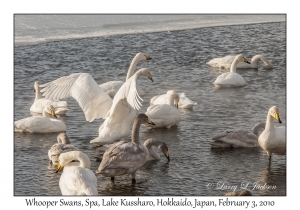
[14,22,286,196]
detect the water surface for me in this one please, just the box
[14,21,286,196]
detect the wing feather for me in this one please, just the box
[40,73,112,122]
[108,74,143,117]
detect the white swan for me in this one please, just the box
[207,54,273,69]
[150,90,197,109]
[14,104,66,133]
[258,106,286,162]
[99,52,151,97]
[30,81,69,115]
[40,73,113,122]
[56,151,98,195]
[210,122,265,148]
[144,90,181,128]
[90,68,154,146]
[96,114,166,184]
[213,54,250,88]
[48,133,79,166]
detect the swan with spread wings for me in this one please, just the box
[90,68,153,146]
[40,68,153,146]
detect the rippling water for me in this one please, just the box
[14,21,286,196]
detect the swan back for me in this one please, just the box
[211,129,259,148]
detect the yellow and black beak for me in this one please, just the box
[165,151,170,162]
[148,74,154,82]
[275,113,282,124]
[148,118,155,125]
[51,110,57,118]
[145,55,152,60]
[244,57,251,64]
[55,162,63,173]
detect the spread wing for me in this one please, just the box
[40,73,112,122]
[108,74,143,117]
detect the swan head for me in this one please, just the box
[136,52,151,61]
[157,141,170,162]
[138,113,155,125]
[57,133,71,144]
[34,81,40,92]
[44,105,57,118]
[137,68,154,82]
[236,54,250,64]
[268,106,282,123]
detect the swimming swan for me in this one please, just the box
[210,122,265,148]
[99,52,151,97]
[150,90,197,109]
[95,138,170,162]
[144,90,181,128]
[258,106,286,162]
[207,54,273,69]
[40,73,113,122]
[96,114,169,184]
[48,133,79,165]
[56,151,98,195]
[30,81,68,115]
[90,68,154,146]
[14,105,66,133]
[213,54,250,88]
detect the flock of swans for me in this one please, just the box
[14,52,286,195]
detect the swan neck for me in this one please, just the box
[78,156,91,169]
[147,146,160,161]
[261,57,272,67]
[230,58,239,73]
[66,152,91,169]
[250,56,259,68]
[126,56,140,81]
[144,139,161,160]
[42,109,51,118]
[167,94,176,106]
[58,134,71,144]
[35,86,42,101]
[265,113,275,131]
[132,118,142,144]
